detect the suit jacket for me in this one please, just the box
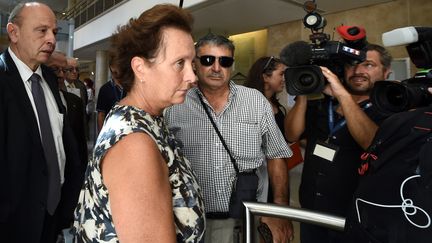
[60,90,88,169]
[0,50,83,243]
[65,79,88,107]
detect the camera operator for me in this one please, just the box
[344,78,432,243]
[285,43,392,243]
[343,26,432,243]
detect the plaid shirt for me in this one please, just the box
[165,82,291,213]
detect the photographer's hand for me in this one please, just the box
[319,66,378,149]
[320,66,350,99]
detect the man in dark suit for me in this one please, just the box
[64,57,88,107]
[48,51,88,169]
[0,2,83,243]
[47,51,89,236]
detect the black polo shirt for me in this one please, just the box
[299,95,387,217]
[96,80,125,115]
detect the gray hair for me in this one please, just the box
[8,3,26,25]
[366,43,393,70]
[195,33,235,56]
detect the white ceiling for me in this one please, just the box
[0,0,394,61]
[190,0,392,36]
[0,0,67,14]
[73,0,394,61]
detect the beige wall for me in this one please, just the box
[229,29,268,84]
[268,0,432,61]
[229,0,432,86]
[262,0,432,107]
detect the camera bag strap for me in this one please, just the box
[197,92,239,174]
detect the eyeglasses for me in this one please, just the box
[64,67,79,72]
[50,67,64,73]
[263,56,275,72]
[196,55,234,68]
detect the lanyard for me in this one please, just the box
[328,99,372,137]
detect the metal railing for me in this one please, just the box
[243,202,346,243]
[61,0,126,28]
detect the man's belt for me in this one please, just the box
[206,212,230,219]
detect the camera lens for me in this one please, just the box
[285,65,325,95]
[294,71,321,93]
[371,77,432,116]
[370,81,410,115]
[299,73,315,86]
[385,85,407,107]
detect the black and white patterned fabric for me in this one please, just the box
[72,104,205,242]
[165,82,292,213]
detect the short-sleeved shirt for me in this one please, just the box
[96,80,125,115]
[165,82,292,213]
[72,104,205,242]
[299,96,388,216]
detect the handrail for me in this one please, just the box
[62,0,97,20]
[243,202,346,243]
[60,0,127,28]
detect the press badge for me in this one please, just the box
[313,140,339,162]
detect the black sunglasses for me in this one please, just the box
[196,55,234,68]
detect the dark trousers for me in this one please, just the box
[40,211,60,243]
[300,222,344,243]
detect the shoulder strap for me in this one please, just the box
[197,93,239,174]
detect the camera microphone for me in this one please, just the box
[279,41,312,66]
[382,26,432,47]
[382,26,432,69]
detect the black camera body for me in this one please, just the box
[371,75,432,116]
[284,40,366,95]
[285,65,325,95]
[281,2,366,95]
[370,26,432,115]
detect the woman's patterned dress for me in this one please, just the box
[72,104,205,242]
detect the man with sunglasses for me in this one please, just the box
[165,33,294,243]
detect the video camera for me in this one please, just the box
[370,26,432,115]
[280,1,366,95]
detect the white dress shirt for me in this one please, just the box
[9,47,66,184]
